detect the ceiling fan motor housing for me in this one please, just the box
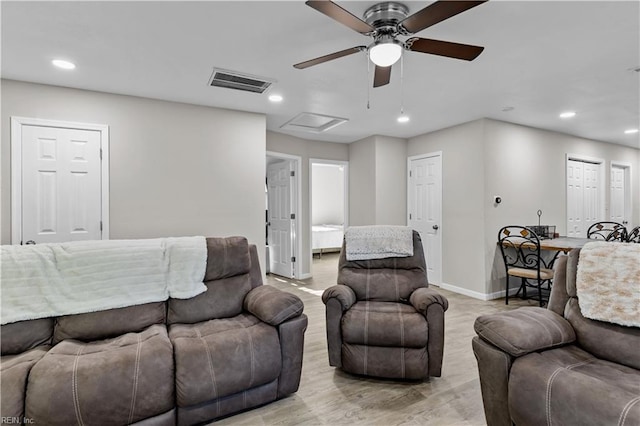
[364,1,410,37]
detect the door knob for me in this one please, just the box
[432,225,439,230]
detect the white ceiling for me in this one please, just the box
[2,1,639,148]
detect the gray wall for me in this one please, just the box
[409,118,640,297]
[1,80,266,266]
[349,135,407,226]
[266,131,349,277]
[348,136,376,226]
[375,135,407,225]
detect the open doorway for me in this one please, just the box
[310,160,348,273]
[266,152,301,279]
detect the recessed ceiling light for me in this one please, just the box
[268,94,283,102]
[52,59,76,70]
[397,115,410,123]
[559,111,576,119]
[624,128,639,134]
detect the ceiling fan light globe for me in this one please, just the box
[370,42,402,67]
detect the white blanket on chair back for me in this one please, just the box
[345,225,413,261]
[0,236,207,325]
[576,241,640,327]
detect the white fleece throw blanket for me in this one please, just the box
[576,241,640,327]
[1,237,207,325]
[345,225,413,261]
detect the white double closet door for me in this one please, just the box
[566,158,602,238]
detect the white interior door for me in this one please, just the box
[610,164,629,226]
[18,123,104,244]
[566,157,603,237]
[267,160,294,278]
[408,153,442,285]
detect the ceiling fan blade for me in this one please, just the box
[306,1,374,35]
[373,65,391,88]
[400,1,487,34]
[294,46,365,69]
[406,37,484,61]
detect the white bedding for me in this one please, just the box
[0,237,207,325]
[312,224,344,250]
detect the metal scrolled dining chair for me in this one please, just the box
[498,226,554,306]
[627,226,640,243]
[587,221,627,241]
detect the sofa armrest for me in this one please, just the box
[244,285,303,326]
[472,336,514,426]
[321,285,356,311]
[276,314,308,398]
[474,307,576,357]
[409,287,449,314]
[322,285,354,368]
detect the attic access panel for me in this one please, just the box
[280,112,348,133]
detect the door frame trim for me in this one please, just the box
[11,117,110,244]
[266,151,302,279]
[407,151,443,285]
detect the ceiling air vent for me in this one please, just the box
[280,112,348,133]
[208,68,275,94]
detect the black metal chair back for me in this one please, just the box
[498,226,553,306]
[587,221,627,241]
[498,226,546,271]
[627,226,640,243]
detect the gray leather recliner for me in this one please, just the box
[322,231,449,380]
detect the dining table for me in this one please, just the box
[498,236,592,253]
[498,236,593,268]
[538,237,592,253]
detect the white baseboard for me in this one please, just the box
[435,282,519,301]
[436,282,490,300]
[485,288,521,300]
[297,272,312,280]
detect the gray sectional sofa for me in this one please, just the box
[1,236,308,425]
[473,248,640,426]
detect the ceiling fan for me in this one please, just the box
[294,0,487,87]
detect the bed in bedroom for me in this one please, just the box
[312,224,344,257]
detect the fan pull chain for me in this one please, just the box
[400,51,404,115]
[366,50,371,110]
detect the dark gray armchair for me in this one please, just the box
[322,230,448,380]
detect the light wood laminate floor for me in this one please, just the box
[214,253,534,426]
